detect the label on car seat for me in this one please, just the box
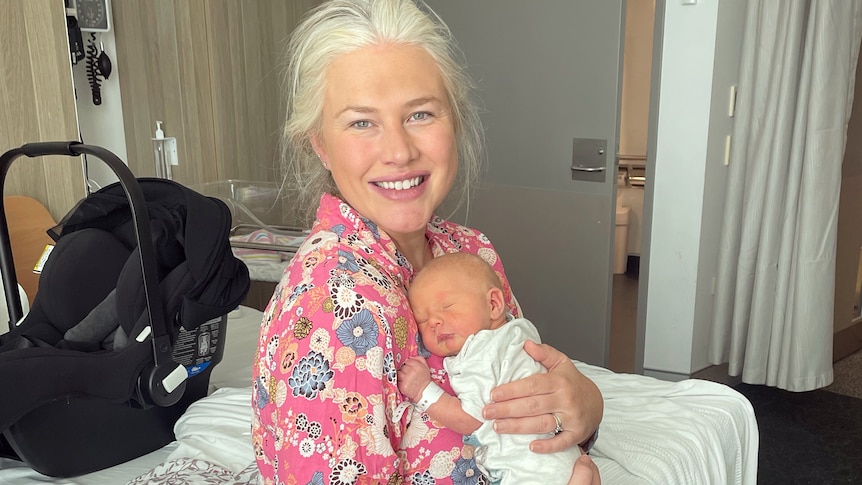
[172,316,222,378]
[32,244,54,274]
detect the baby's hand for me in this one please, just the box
[397,356,432,402]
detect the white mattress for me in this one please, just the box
[0,306,759,484]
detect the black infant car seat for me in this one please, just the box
[0,142,250,477]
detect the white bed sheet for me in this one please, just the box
[0,305,759,485]
[579,364,759,484]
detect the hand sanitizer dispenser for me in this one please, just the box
[152,121,177,179]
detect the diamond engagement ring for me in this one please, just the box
[552,413,564,435]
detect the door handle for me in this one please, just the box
[571,137,608,182]
[571,165,606,172]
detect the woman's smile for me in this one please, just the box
[372,175,426,192]
[370,174,429,201]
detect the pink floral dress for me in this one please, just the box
[252,194,519,485]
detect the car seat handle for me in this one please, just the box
[19,141,78,158]
[0,142,173,369]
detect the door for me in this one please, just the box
[426,1,625,365]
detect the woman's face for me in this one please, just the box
[312,43,457,245]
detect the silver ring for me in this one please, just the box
[552,413,564,435]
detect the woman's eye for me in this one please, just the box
[410,112,431,122]
[351,120,371,129]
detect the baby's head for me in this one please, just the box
[408,253,507,357]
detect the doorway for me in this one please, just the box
[609,0,655,374]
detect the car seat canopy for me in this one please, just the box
[50,179,249,337]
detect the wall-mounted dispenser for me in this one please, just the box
[152,121,177,180]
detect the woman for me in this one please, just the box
[252,0,602,483]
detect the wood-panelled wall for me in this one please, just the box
[112,0,318,188]
[0,0,84,221]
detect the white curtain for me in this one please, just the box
[709,0,862,391]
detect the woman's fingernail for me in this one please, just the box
[483,408,496,419]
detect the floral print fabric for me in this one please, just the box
[252,194,518,484]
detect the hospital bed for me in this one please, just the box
[0,303,758,484]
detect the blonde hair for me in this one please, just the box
[279,0,484,223]
[412,252,502,295]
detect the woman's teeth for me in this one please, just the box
[375,176,423,190]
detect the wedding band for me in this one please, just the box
[552,413,564,435]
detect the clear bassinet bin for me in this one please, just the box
[191,180,309,309]
[191,180,307,238]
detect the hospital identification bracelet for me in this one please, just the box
[415,381,445,413]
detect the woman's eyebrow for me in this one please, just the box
[336,96,443,118]
[405,96,442,108]
[335,105,377,118]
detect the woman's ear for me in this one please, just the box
[488,287,506,326]
[310,135,330,169]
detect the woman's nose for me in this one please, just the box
[381,125,416,165]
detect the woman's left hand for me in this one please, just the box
[481,340,603,453]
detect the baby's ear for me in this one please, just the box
[488,287,506,321]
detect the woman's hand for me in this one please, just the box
[482,340,603,453]
[397,356,432,402]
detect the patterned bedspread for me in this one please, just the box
[127,459,259,485]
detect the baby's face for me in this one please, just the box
[409,270,493,357]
